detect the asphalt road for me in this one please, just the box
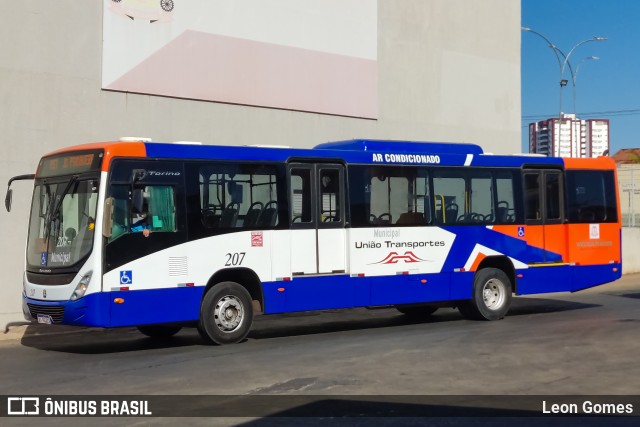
[1,274,640,426]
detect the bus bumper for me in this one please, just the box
[23,293,111,327]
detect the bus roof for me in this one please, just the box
[40,139,615,172]
[314,139,485,155]
[142,139,565,168]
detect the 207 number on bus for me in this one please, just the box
[225,252,246,266]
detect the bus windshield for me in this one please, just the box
[26,178,99,270]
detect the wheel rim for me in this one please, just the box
[482,278,506,310]
[214,295,244,333]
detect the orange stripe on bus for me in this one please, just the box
[43,142,147,172]
[491,225,524,240]
[563,156,616,171]
[469,253,487,272]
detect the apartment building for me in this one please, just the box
[529,114,609,157]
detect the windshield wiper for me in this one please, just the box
[44,176,79,248]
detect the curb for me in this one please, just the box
[0,324,102,342]
[0,324,29,342]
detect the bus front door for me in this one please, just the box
[287,163,349,310]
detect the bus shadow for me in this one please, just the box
[18,325,205,354]
[613,292,640,300]
[200,396,543,419]
[17,297,598,353]
[235,398,634,427]
[248,308,461,341]
[507,297,600,317]
[247,297,598,340]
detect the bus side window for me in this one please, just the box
[198,164,280,230]
[319,169,341,222]
[545,172,562,221]
[567,170,617,223]
[108,185,130,241]
[433,172,464,224]
[132,185,177,233]
[524,173,541,221]
[290,168,312,224]
[108,184,177,242]
[495,171,516,223]
[470,172,493,222]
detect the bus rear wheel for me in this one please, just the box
[199,281,253,345]
[137,325,182,338]
[458,268,512,321]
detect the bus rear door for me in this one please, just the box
[520,168,571,293]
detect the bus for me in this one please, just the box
[5,138,622,344]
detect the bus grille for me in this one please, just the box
[27,304,64,323]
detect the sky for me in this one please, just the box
[521,0,640,154]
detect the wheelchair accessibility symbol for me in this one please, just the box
[119,270,132,285]
[517,226,525,238]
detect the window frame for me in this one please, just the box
[185,160,287,237]
[566,169,618,224]
[522,168,565,225]
[287,162,346,230]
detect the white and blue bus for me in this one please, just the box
[5,138,622,344]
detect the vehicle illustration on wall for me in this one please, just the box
[109,0,174,23]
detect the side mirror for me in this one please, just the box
[102,197,114,238]
[4,188,12,212]
[131,169,147,183]
[5,173,36,213]
[132,188,144,214]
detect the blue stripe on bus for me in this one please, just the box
[108,287,204,327]
[440,226,559,272]
[23,264,619,327]
[571,263,621,292]
[24,293,111,327]
[263,273,479,315]
[24,287,205,328]
[143,141,565,168]
[470,155,564,168]
[516,263,621,295]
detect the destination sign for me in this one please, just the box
[38,151,103,178]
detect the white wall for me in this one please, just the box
[622,228,640,275]
[0,0,521,329]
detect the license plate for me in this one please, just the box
[37,314,53,324]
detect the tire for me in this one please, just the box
[199,281,253,345]
[396,305,438,319]
[458,268,512,321]
[137,325,182,338]
[160,0,174,12]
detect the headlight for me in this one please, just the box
[71,271,92,301]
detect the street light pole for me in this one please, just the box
[522,28,606,117]
[521,27,565,118]
[562,38,606,115]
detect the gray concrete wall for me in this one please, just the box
[622,228,640,275]
[0,0,521,328]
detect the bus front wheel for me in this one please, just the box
[458,268,511,321]
[199,281,253,345]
